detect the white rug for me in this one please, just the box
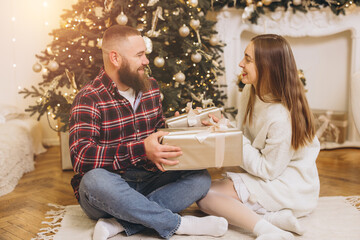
[32,196,360,240]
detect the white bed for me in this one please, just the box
[0,104,46,197]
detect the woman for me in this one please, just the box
[198,34,320,240]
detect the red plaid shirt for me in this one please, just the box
[69,68,164,200]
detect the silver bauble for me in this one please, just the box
[209,35,219,46]
[179,25,190,37]
[189,0,198,7]
[32,63,42,73]
[174,71,186,84]
[190,19,200,30]
[154,56,165,68]
[116,12,128,25]
[191,52,202,63]
[48,60,59,71]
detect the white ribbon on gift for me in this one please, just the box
[194,118,229,168]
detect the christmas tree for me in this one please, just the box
[21,0,226,132]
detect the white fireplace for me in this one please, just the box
[215,7,360,148]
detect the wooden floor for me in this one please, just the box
[0,146,359,240]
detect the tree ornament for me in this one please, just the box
[97,38,103,48]
[116,12,128,25]
[292,0,302,5]
[48,60,59,71]
[142,36,153,54]
[190,19,200,30]
[189,0,198,7]
[246,0,253,5]
[32,63,42,73]
[146,6,164,37]
[147,0,160,6]
[174,71,186,84]
[191,52,202,63]
[104,0,114,12]
[209,35,219,46]
[154,56,165,67]
[179,25,190,37]
[256,1,263,7]
[262,0,272,6]
[160,92,164,101]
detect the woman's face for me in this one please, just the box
[239,42,257,85]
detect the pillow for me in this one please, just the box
[0,104,27,122]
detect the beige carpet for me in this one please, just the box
[32,196,360,240]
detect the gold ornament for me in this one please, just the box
[154,56,165,68]
[32,63,42,73]
[256,1,263,7]
[189,0,198,7]
[174,71,186,84]
[146,6,164,38]
[190,19,200,30]
[209,35,219,46]
[116,12,128,25]
[104,0,114,12]
[65,68,78,91]
[47,60,59,71]
[179,25,190,37]
[292,0,302,5]
[191,52,202,63]
[262,0,272,5]
[246,0,253,5]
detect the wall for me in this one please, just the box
[0,0,77,145]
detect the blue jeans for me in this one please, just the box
[78,168,211,239]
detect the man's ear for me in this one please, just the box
[108,50,122,68]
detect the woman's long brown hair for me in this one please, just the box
[244,34,315,150]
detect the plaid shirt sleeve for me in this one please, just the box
[69,94,139,174]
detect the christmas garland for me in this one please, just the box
[212,0,360,24]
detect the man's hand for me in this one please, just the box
[144,131,182,171]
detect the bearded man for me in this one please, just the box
[68,25,227,240]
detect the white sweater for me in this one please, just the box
[232,84,320,217]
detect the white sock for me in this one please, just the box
[93,218,124,240]
[253,219,294,240]
[175,215,228,237]
[264,210,305,235]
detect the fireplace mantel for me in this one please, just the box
[216,7,360,147]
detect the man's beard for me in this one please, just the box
[117,59,150,94]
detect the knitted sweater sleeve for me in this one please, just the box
[241,112,295,181]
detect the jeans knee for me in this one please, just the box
[80,168,109,193]
[190,170,211,198]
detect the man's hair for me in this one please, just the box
[102,25,141,54]
[244,34,315,150]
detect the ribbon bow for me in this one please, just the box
[316,114,340,142]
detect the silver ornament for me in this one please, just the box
[191,52,202,63]
[190,19,200,30]
[48,60,59,71]
[209,35,218,46]
[32,63,42,73]
[174,71,186,84]
[154,56,165,68]
[179,25,190,37]
[116,12,128,25]
[189,0,198,7]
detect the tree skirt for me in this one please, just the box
[32,196,360,240]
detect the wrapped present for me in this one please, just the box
[312,109,348,144]
[165,104,222,128]
[160,125,243,170]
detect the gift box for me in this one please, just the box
[160,127,243,170]
[312,109,348,144]
[165,106,222,128]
